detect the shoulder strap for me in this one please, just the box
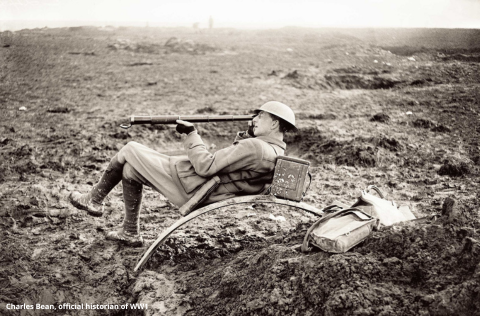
[178,176,221,216]
[218,172,273,184]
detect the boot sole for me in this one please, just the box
[105,231,144,247]
[69,194,104,217]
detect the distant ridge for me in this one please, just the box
[2,22,479,50]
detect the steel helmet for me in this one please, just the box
[254,101,297,132]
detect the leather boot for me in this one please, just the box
[69,154,123,217]
[106,177,143,247]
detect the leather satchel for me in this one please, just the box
[301,207,378,253]
[350,185,415,228]
[269,156,312,202]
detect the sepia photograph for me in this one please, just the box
[1,0,480,315]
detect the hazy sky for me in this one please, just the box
[1,0,479,29]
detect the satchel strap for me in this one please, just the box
[322,204,347,213]
[301,171,313,201]
[365,185,385,199]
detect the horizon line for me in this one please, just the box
[2,20,480,32]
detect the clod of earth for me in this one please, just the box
[370,113,391,123]
[431,124,451,133]
[438,156,474,177]
[283,70,299,79]
[413,118,436,129]
[47,107,71,113]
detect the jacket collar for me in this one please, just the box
[256,136,286,150]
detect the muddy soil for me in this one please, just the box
[1,27,480,315]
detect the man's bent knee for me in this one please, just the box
[118,141,142,164]
[122,162,144,184]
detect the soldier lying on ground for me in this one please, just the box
[69,101,297,246]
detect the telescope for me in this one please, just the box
[120,115,254,129]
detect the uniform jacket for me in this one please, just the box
[169,131,286,204]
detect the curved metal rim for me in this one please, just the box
[134,195,324,272]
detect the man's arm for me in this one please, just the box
[175,120,261,177]
[184,132,260,177]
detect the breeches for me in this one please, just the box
[117,141,190,207]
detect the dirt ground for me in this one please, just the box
[1,26,480,316]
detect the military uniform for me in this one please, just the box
[69,101,295,246]
[119,131,286,207]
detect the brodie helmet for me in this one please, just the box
[254,101,297,132]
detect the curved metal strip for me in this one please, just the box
[134,195,324,272]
